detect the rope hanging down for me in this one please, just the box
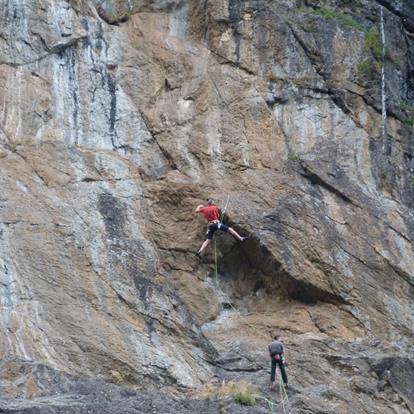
[279,375,291,414]
[211,196,291,412]
[213,195,268,341]
[214,195,229,288]
[221,195,230,217]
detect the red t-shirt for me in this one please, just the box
[199,205,220,222]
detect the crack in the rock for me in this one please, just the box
[285,20,399,129]
[374,0,414,33]
[8,149,50,188]
[387,224,412,243]
[337,217,414,287]
[205,45,257,77]
[215,364,264,373]
[371,246,414,287]
[0,125,16,153]
[299,163,361,208]
[140,112,177,170]
[208,354,266,372]
[77,176,140,184]
[286,21,322,75]
[0,35,87,68]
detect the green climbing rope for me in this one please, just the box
[212,195,268,341]
[210,196,287,411]
[279,375,291,414]
[213,195,229,288]
[214,239,219,287]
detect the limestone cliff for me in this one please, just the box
[0,0,414,413]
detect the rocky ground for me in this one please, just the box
[0,0,414,413]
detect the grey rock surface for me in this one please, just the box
[0,0,413,413]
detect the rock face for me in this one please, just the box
[0,0,414,413]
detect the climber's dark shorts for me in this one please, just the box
[206,222,229,240]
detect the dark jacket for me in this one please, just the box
[268,340,283,355]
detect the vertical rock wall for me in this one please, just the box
[0,0,414,412]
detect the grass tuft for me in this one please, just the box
[357,59,381,78]
[357,28,384,79]
[365,28,382,59]
[234,392,257,406]
[197,380,256,401]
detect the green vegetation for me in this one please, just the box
[306,6,385,82]
[357,59,373,76]
[403,116,414,127]
[310,7,383,77]
[357,59,382,78]
[234,392,257,406]
[288,153,301,162]
[364,28,382,59]
[399,101,414,127]
[357,28,383,79]
[311,7,365,31]
[401,101,414,112]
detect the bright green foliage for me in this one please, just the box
[357,59,372,76]
[310,7,385,82]
[234,392,257,406]
[357,27,384,79]
[357,59,381,77]
[365,28,382,59]
[311,8,365,31]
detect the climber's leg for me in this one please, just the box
[196,224,217,255]
[226,225,247,242]
[278,359,288,385]
[197,238,211,255]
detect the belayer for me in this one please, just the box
[195,199,247,256]
[268,334,288,389]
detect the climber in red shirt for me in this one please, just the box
[195,199,247,256]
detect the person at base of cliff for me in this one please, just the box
[195,199,247,255]
[269,334,288,389]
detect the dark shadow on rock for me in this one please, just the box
[213,219,348,306]
[370,356,414,411]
